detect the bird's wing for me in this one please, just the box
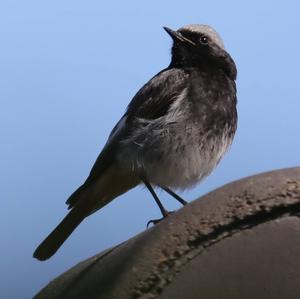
[88,68,189,179]
[66,68,189,208]
[126,68,189,120]
[65,116,129,208]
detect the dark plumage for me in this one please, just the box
[34,24,237,260]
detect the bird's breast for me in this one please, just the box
[118,70,237,189]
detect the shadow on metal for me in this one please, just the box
[34,167,300,299]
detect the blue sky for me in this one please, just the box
[1,1,300,298]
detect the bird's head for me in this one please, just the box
[164,24,237,80]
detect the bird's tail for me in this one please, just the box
[33,164,140,261]
[33,207,86,261]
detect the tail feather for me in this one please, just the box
[33,207,86,261]
[34,164,141,261]
[66,184,88,209]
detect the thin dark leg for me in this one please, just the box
[160,186,188,206]
[141,176,168,218]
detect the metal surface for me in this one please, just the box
[34,167,300,299]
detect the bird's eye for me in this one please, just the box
[199,35,209,45]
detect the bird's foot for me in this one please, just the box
[147,211,174,228]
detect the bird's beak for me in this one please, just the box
[163,27,195,46]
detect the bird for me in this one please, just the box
[33,24,237,261]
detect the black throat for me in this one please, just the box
[169,45,237,81]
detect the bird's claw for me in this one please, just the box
[147,218,163,228]
[146,211,174,228]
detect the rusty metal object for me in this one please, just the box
[34,167,300,299]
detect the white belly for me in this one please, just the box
[119,122,233,190]
[144,130,232,189]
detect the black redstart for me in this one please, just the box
[34,24,237,260]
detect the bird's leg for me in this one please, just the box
[141,176,172,227]
[160,186,187,206]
